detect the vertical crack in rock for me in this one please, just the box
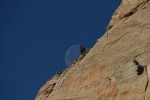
[145,66,149,92]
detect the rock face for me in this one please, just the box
[35,0,150,99]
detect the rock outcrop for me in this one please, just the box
[35,0,150,99]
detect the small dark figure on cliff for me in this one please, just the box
[80,45,87,55]
[133,60,144,75]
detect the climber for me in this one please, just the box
[80,45,87,55]
[133,60,144,75]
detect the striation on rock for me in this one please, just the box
[35,0,150,100]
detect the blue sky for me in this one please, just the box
[0,0,121,100]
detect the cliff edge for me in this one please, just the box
[35,0,150,99]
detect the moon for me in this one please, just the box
[65,44,81,66]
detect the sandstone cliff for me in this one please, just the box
[35,0,150,99]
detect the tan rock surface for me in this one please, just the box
[35,0,150,100]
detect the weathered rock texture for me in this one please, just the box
[35,0,150,99]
